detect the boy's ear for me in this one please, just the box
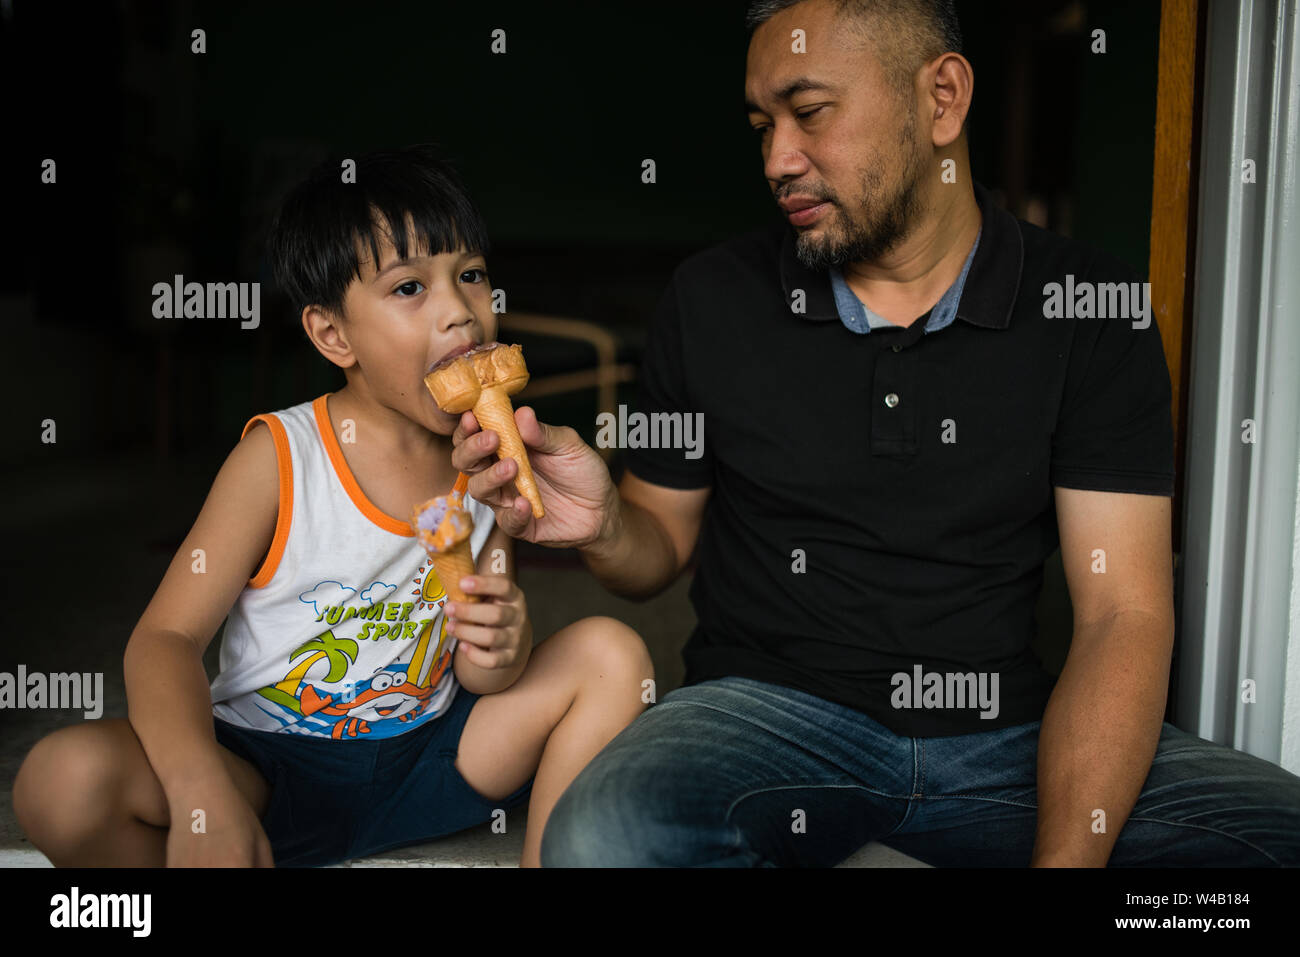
[302,305,357,370]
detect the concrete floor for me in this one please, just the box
[0,449,926,867]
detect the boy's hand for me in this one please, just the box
[166,782,273,868]
[445,576,528,670]
[452,406,617,549]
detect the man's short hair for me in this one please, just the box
[745,0,963,102]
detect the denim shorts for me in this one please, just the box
[213,685,533,867]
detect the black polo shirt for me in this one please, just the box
[625,181,1175,736]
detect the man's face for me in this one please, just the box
[745,0,929,269]
[338,220,497,435]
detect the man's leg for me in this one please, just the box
[878,719,1300,866]
[1108,723,1300,866]
[539,676,915,867]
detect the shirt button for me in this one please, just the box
[892,344,902,352]
[884,393,900,408]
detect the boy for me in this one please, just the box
[13,144,654,868]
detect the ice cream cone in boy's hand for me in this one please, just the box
[424,342,545,518]
[412,478,481,605]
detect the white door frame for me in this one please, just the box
[1177,0,1300,771]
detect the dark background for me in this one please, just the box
[1,0,1159,468]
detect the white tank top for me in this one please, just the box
[210,394,494,739]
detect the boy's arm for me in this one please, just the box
[452,523,531,694]
[123,422,279,814]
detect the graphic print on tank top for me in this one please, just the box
[209,394,495,740]
[256,562,460,739]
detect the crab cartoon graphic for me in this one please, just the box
[299,666,447,739]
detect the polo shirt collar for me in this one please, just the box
[778,180,1024,331]
[827,227,980,334]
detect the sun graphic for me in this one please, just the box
[411,556,449,611]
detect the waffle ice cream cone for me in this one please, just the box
[424,342,545,519]
[411,488,481,605]
[472,388,543,516]
[429,542,477,605]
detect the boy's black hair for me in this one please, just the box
[267,143,491,321]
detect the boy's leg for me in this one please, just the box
[880,719,1300,866]
[451,616,654,867]
[12,718,269,866]
[539,676,915,867]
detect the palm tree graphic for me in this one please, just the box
[256,628,359,713]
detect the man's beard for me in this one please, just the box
[793,112,928,271]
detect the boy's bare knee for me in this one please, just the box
[16,729,87,821]
[562,616,654,684]
[14,724,130,847]
[12,740,49,833]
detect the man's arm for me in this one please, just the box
[582,472,711,600]
[1031,486,1175,866]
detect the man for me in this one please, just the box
[453,0,1300,866]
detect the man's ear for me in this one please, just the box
[302,305,357,369]
[928,51,973,149]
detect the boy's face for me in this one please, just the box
[327,227,498,435]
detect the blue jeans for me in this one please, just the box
[539,676,1300,866]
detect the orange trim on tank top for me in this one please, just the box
[242,414,294,588]
[312,394,417,537]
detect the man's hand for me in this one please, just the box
[451,406,617,549]
[166,781,273,867]
[446,575,529,671]
[455,405,707,601]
